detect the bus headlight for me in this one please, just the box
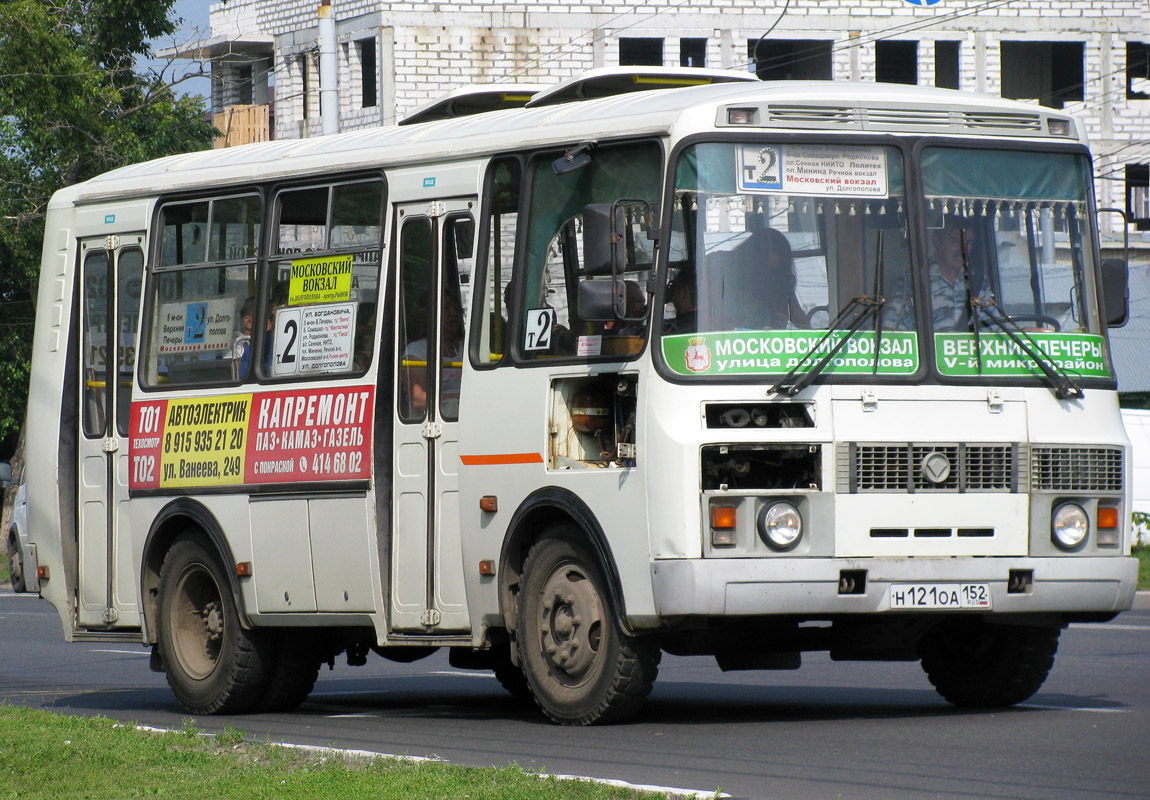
[757,502,802,551]
[1051,503,1089,551]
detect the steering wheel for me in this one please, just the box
[806,305,829,329]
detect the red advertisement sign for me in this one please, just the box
[129,386,374,490]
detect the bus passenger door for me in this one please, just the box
[390,200,475,634]
[76,235,145,629]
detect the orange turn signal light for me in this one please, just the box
[711,506,737,530]
[479,495,498,512]
[236,562,253,577]
[1097,507,1119,529]
[478,560,495,576]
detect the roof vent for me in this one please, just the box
[525,66,758,108]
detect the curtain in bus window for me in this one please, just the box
[520,142,661,361]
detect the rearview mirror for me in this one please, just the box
[582,203,623,277]
[1101,258,1128,328]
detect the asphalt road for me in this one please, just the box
[2,591,1148,800]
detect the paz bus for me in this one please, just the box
[23,67,1136,725]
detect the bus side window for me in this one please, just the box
[475,157,521,365]
[142,196,261,388]
[264,177,385,379]
[519,141,662,362]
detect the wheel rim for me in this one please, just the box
[535,562,605,686]
[170,563,225,680]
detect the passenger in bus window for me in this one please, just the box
[403,291,465,414]
[757,228,809,330]
[928,217,983,330]
[663,267,697,334]
[233,297,255,379]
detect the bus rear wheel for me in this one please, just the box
[918,618,1060,708]
[255,631,322,712]
[517,530,658,725]
[157,536,272,715]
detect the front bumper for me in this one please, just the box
[651,556,1137,617]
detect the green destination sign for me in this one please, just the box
[934,332,1111,378]
[662,330,919,377]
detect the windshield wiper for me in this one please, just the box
[971,299,1085,400]
[769,295,885,397]
[955,231,1084,400]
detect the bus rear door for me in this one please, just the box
[76,234,144,629]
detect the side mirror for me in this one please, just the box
[577,280,624,322]
[0,462,11,490]
[582,203,624,277]
[1101,258,1129,328]
[578,279,647,323]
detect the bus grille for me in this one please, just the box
[1030,446,1123,492]
[839,443,1019,493]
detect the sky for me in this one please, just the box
[140,0,213,99]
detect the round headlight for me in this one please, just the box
[758,501,802,551]
[1052,503,1089,550]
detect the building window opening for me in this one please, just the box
[1000,41,1084,108]
[620,37,664,66]
[1128,42,1149,100]
[935,41,960,90]
[681,38,707,68]
[876,40,918,85]
[358,38,377,108]
[748,39,833,81]
[1128,165,1150,232]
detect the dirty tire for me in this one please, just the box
[157,536,272,715]
[918,618,1060,708]
[7,533,25,594]
[490,644,531,700]
[255,630,322,712]
[517,528,659,725]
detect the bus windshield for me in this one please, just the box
[661,141,917,379]
[921,147,1109,383]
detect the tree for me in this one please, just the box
[0,0,218,529]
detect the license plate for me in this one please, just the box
[888,583,991,610]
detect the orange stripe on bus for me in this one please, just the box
[460,453,544,466]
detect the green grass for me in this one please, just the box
[0,705,671,800]
[1135,544,1150,590]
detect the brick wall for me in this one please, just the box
[208,0,1149,222]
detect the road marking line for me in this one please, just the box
[90,649,149,656]
[1020,703,1129,713]
[1072,623,1150,631]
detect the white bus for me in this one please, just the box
[24,68,1136,725]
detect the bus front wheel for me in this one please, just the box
[157,536,272,715]
[918,618,1060,708]
[516,529,658,725]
